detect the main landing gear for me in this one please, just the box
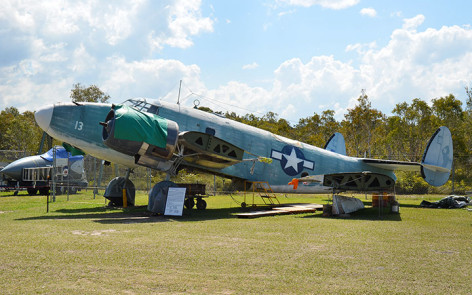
[102,169,208,212]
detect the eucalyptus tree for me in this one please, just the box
[70,83,110,103]
[342,92,385,158]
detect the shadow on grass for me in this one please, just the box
[302,206,403,221]
[16,201,407,223]
[16,205,245,224]
[363,200,422,209]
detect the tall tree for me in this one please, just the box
[465,85,472,112]
[389,98,434,161]
[431,94,468,186]
[432,94,465,154]
[295,113,323,146]
[320,110,340,142]
[343,91,384,157]
[70,83,110,103]
[0,107,42,153]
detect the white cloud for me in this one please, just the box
[360,7,377,18]
[278,9,296,17]
[149,0,214,50]
[242,62,260,70]
[359,21,472,106]
[0,0,214,111]
[271,56,360,120]
[402,14,425,31]
[345,41,377,54]
[195,16,472,122]
[276,0,360,9]
[100,57,204,102]
[203,81,271,115]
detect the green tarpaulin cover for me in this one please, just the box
[62,142,85,156]
[113,104,168,148]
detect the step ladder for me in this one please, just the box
[243,181,280,207]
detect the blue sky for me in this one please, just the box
[1,0,472,123]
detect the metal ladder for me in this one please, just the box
[243,181,280,207]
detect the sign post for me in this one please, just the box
[164,187,186,216]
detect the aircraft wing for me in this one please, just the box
[177,131,245,169]
[101,104,269,171]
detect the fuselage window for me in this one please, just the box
[205,127,216,136]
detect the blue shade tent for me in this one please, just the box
[40,146,84,162]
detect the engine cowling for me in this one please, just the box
[101,104,179,169]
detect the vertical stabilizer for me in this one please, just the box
[421,126,453,186]
[324,132,347,156]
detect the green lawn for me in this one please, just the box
[0,190,470,294]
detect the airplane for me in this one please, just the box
[33,98,453,208]
[0,146,88,195]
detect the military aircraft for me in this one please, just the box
[34,98,453,207]
[0,146,88,195]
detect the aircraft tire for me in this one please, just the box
[185,197,195,209]
[69,186,78,194]
[55,186,63,195]
[27,188,38,196]
[39,188,49,195]
[196,198,207,210]
[241,202,247,208]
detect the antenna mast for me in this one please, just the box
[177,80,182,105]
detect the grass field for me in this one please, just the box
[0,190,471,294]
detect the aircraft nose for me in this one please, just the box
[35,104,54,133]
[0,158,26,180]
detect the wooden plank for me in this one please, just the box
[236,210,290,218]
[236,203,322,218]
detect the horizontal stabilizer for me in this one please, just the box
[363,126,453,187]
[324,132,347,155]
[362,159,421,172]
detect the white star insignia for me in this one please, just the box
[283,148,303,172]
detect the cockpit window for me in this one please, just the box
[122,98,159,115]
[147,105,159,114]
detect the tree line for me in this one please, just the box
[1,84,471,193]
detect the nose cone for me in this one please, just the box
[0,157,33,180]
[35,104,54,133]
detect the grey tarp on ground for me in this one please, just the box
[148,181,179,214]
[420,195,470,209]
[332,195,365,214]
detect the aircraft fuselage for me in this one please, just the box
[35,99,397,193]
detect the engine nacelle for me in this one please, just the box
[101,104,179,169]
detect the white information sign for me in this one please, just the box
[164,187,186,216]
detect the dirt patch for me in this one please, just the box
[71,229,117,236]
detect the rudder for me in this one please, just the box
[324,132,347,156]
[421,126,453,186]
